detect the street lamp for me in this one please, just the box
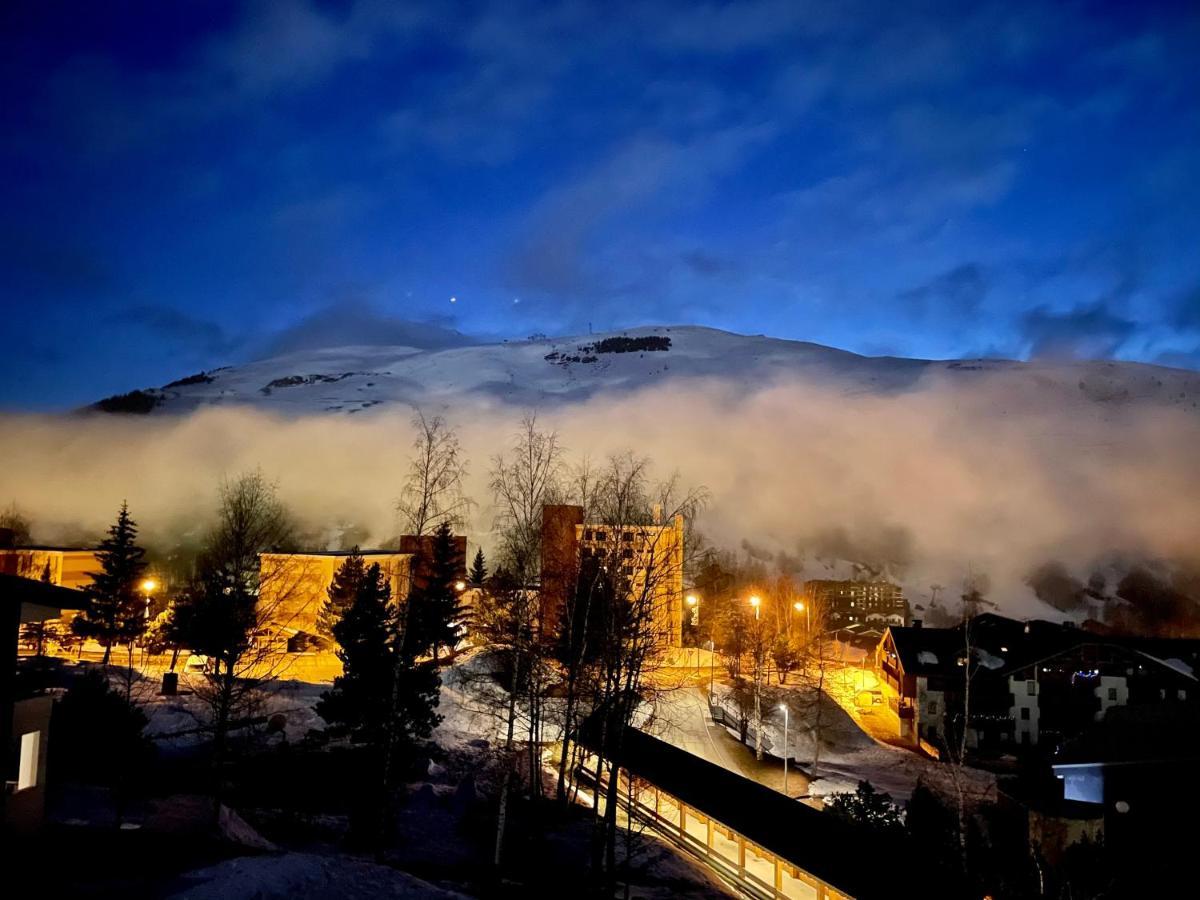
[454,580,466,592]
[708,639,716,701]
[685,593,699,626]
[794,600,810,632]
[749,595,761,620]
[141,577,158,619]
[779,703,790,795]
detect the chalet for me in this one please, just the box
[876,613,1200,751]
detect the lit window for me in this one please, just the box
[1180,690,1188,701]
[17,731,40,791]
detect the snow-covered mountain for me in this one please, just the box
[113,325,1200,419]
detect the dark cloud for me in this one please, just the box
[105,305,235,356]
[1019,302,1138,360]
[897,263,989,319]
[260,298,477,357]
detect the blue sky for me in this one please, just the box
[1,0,1198,408]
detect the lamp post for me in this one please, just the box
[708,639,716,701]
[749,595,761,620]
[685,594,700,674]
[794,600,810,632]
[140,578,158,619]
[780,703,790,795]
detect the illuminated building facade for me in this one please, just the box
[540,504,684,649]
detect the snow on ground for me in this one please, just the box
[167,852,470,899]
[141,324,1200,420]
[708,680,992,802]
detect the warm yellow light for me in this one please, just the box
[686,594,698,607]
[454,580,467,592]
[141,578,158,593]
[793,601,804,611]
[748,595,761,608]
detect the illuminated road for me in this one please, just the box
[647,682,813,800]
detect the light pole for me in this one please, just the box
[780,703,790,795]
[686,594,700,675]
[708,639,716,701]
[749,594,761,620]
[794,600,810,632]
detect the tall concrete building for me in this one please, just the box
[804,579,908,628]
[539,504,684,649]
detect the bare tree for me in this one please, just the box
[489,413,563,583]
[577,453,706,890]
[168,471,311,811]
[395,409,472,537]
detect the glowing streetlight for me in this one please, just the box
[780,703,790,795]
[454,580,466,592]
[793,600,811,632]
[141,577,158,620]
[685,593,699,626]
[749,595,761,620]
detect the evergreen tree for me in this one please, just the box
[469,547,487,587]
[318,548,366,642]
[317,563,396,742]
[405,520,463,663]
[72,501,148,664]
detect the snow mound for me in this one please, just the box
[169,852,469,899]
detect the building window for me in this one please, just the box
[1020,708,1030,720]
[17,731,40,791]
[584,530,593,541]
[622,548,633,559]
[1180,689,1188,701]
[1107,688,1117,701]
[927,701,938,716]
[1026,680,1036,696]
[621,566,633,576]
[595,531,606,541]
[622,531,633,542]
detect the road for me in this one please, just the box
[648,682,813,800]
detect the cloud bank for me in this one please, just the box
[2,374,1197,619]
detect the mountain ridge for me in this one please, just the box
[92,324,1200,418]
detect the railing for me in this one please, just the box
[579,763,848,900]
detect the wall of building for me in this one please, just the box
[1094,675,1128,721]
[6,695,52,831]
[1010,675,1040,745]
[257,552,413,645]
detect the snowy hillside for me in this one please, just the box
[101,325,1200,418]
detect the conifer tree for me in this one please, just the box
[469,547,487,587]
[405,521,463,663]
[72,501,148,664]
[318,548,366,641]
[317,563,395,742]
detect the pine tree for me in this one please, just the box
[405,521,463,663]
[317,563,396,742]
[72,501,147,664]
[318,548,366,642]
[469,547,487,587]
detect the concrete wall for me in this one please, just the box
[257,553,413,642]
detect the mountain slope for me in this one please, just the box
[109,325,1200,418]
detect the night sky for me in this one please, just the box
[2,0,1198,409]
